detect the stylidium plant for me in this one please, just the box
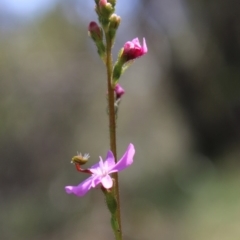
[65,1,147,239]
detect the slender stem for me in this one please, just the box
[105,35,122,240]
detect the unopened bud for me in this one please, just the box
[99,0,113,13]
[98,1,114,27]
[109,14,121,41]
[88,21,103,42]
[108,0,116,8]
[99,0,108,7]
[114,83,125,99]
[109,14,121,29]
[88,21,106,61]
[104,3,114,13]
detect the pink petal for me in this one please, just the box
[114,84,125,98]
[91,175,101,188]
[104,150,115,169]
[99,0,107,7]
[132,38,140,46]
[142,38,148,54]
[89,150,115,173]
[123,41,133,51]
[65,176,94,197]
[89,157,103,172]
[110,143,135,172]
[101,174,113,189]
[89,167,101,175]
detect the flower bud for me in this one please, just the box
[114,83,125,99]
[99,0,113,14]
[88,21,103,41]
[121,38,148,62]
[108,0,116,8]
[109,14,121,29]
[109,14,121,41]
[97,1,114,27]
[99,0,108,7]
[112,38,147,83]
[88,22,106,61]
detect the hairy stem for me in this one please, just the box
[105,35,122,240]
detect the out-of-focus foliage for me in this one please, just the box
[1,1,240,240]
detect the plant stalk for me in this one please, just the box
[105,35,122,240]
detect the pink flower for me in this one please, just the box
[122,38,147,61]
[65,144,135,197]
[114,83,125,99]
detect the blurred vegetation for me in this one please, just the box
[1,0,240,240]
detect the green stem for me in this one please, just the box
[105,35,122,240]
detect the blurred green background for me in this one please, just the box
[1,0,240,239]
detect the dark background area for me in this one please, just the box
[1,0,240,239]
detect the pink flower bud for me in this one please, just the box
[88,21,103,40]
[99,0,108,7]
[114,84,125,99]
[122,38,148,61]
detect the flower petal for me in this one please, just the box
[65,176,94,197]
[114,84,125,99]
[142,38,148,54]
[110,143,135,172]
[91,175,101,188]
[123,41,133,51]
[89,157,104,173]
[104,150,115,170]
[101,174,113,189]
[132,38,140,46]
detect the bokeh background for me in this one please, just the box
[1,0,240,239]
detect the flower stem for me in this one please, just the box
[105,35,122,240]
